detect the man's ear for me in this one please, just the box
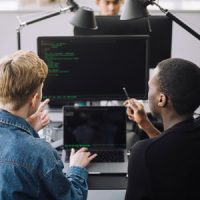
[158,93,168,107]
[30,93,39,108]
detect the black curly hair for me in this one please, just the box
[157,58,200,115]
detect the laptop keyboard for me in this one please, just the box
[65,150,124,163]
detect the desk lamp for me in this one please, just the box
[16,0,97,50]
[120,0,200,40]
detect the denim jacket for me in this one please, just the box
[0,109,88,200]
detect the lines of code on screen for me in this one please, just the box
[37,36,149,105]
[42,42,79,77]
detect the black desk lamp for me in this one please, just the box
[120,0,200,40]
[16,0,97,50]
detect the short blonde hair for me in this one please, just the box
[0,50,48,110]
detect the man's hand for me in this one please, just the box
[123,98,160,138]
[123,98,148,128]
[27,99,50,132]
[69,148,97,168]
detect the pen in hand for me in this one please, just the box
[122,87,130,100]
[123,87,133,115]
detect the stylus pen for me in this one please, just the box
[122,87,130,99]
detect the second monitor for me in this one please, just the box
[37,35,149,107]
[74,15,172,68]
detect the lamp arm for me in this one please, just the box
[152,2,200,40]
[16,5,72,50]
[165,11,200,40]
[17,6,72,28]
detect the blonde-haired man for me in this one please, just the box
[0,50,96,200]
[96,0,124,16]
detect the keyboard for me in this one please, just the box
[65,150,124,163]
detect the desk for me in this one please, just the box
[88,174,127,190]
[88,190,126,200]
[88,174,127,200]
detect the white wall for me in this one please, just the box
[170,11,200,66]
[0,9,200,66]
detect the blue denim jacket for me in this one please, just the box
[0,109,88,200]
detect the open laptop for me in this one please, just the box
[62,105,128,174]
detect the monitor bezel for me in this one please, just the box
[37,35,150,106]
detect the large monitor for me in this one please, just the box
[74,15,172,68]
[37,35,149,107]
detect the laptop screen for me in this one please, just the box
[63,106,127,150]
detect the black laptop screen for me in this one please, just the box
[63,106,127,149]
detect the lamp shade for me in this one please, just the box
[120,0,149,20]
[70,7,97,29]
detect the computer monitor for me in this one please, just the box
[37,35,149,107]
[74,15,172,68]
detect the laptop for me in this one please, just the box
[62,105,128,174]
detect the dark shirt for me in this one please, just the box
[125,117,200,200]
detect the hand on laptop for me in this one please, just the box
[69,148,97,168]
